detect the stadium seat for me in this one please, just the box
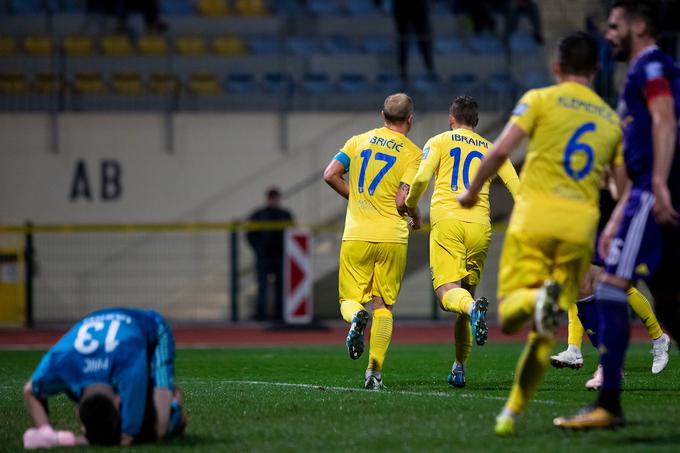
[248,36,281,55]
[449,73,478,93]
[73,72,107,94]
[434,36,464,54]
[234,0,268,16]
[112,72,144,95]
[24,35,53,56]
[344,0,378,16]
[323,35,356,54]
[139,35,168,55]
[412,73,440,93]
[198,0,230,16]
[376,72,400,93]
[308,0,341,16]
[523,70,552,89]
[175,35,208,55]
[160,0,194,15]
[187,72,222,94]
[148,72,179,94]
[101,35,134,56]
[33,72,62,93]
[510,32,538,54]
[301,73,333,93]
[262,72,292,94]
[362,36,393,55]
[338,73,371,94]
[470,34,504,55]
[10,0,45,14]
[0,72,28,94]
[487,71,515,95]
[63,35,94,56]
[59,0,82,13]
[225,73,257,93]
[0,35,17,56]
[213,35,247,56]
[285,37,316,56]
[273,0,305,16]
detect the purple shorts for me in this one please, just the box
[604,189,662,281]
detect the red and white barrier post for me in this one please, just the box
[283,229,313,324]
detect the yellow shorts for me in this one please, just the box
[430,219,491,289]
[498,231,592,311]
[339,240,407,306]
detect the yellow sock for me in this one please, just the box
[454,315,472,365]
[567,303,584,349]
[627,287,663,340]
[368,308,393,373]
[506,331,554,414]
[340,300,365,324]
[442,287,474,315]
[498,288,538,334]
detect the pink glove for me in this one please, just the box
[23,426,77,449]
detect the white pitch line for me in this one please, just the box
[183,379,561,405]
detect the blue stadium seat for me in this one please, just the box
[285,37,317,56]
[376,72,400,93]
[523,70,552,90]
[301,73,333,93]
[160,0,194,15]
[338,73,371,94]
[323,35,356,54]
[248,36,281,55]
[10,0,54,14]
[434,36,465,55]
[510,32,538,54]
[470,34,504,55]
[362,36,393,55]
[487,72,515,93]
[412,73,440,93]
[344,0,378,16]
[449,73,478,92]
[273,0,306,16]
[225,73,258,93]
[59,0,82,12]
[263,72,292,94]
[308,0,341,16]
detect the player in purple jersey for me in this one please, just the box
[22,308,187,447]
[555,0,679,430]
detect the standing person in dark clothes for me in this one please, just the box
[246,188,294,321]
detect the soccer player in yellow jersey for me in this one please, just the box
[401,95,519,388]
[323,93,422,390]
[457,32,622,435]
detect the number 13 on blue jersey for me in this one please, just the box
[358,149,397,195]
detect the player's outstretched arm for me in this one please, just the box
[323,159,349,200]
[458,122,525,207]
[23,379,49,428]
[649,94,679,225]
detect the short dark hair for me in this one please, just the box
[449,95,478,127]
[382,93,414,124]
[612,0,662,38]
[79,394,121,445]
[266,187,281,199]
[557,31,599,77]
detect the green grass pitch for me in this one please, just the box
[1,342,678,452]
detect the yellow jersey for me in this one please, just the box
[509,81,622,244]
[405,127,519,226]
[334,126,422,243]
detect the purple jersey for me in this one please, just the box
[617,45,680,199]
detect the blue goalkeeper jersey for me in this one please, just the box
[31,308,164,437]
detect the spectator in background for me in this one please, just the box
[87,0,167,33]
[506,0,544,44]
[246,188,294,322]
[376,0,435,85]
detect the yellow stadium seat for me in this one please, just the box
[235,0,269,16]
[0,72,28,94]
[73,72,106,94]
[101,34,134,56]
[198,0,230,16]
[112,72,143,95]
[139,35,167,55]
[175,35,207,55]
[63,35,94,56]
[187,72,222,94]
[33,73,63,93]
[24,35,53,56]
[0,35,17,56]
[148,72,179,94]
[212,35,247,56]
